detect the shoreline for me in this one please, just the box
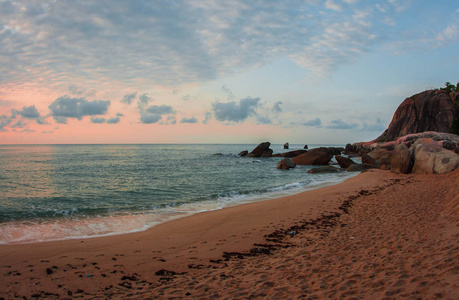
[1,169,457,298]
[0,171,357,245]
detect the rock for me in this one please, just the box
[376,89,458,142]
[335,155,355,168]
[362,154,378,165]
[304,145,308,149]
[248,142,271,158]
[347,164,379,172]
[276,157,296,170]
[380,164,391,171]
[391,143,412,174]
[284,143,289,149]
[272,150,307,158]
[291,148,333,165]
[367,148,393,166]
[260,149,273,157]
[412,138,459,174]
[212,153,223,156]
[307,166,341,173]
[238,150,248,157]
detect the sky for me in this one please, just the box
[0,0,458,145]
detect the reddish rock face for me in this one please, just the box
[291,149,333,165]
[377,90,457,142]
[335,155,355,168]
[276,157,296,170]
[391,143,412,174]
[249,142,271,157]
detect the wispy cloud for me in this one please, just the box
[0,0,416,87]
[211,97,260,123]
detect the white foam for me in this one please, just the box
[0,172,358,245]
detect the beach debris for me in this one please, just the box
[86,274,93,277]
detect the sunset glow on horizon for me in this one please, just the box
[1,0,458,145]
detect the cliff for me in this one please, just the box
[376,89,458,142]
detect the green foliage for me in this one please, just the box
[440,81,459,93]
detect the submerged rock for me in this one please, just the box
[276,157,296,170]
[247,142,272,158]
[307,166,341,173]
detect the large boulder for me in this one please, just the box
[276,157,296,170]
[362,154,378,165]
[411,138,459,174]
[335,155,355,168]
[376,90,458,142]
[260,149,273,157]
[292,148,333,165]
[391,143,412,174]
[247,142,271,157]
[367,148,393,166]
[272,150,307,158]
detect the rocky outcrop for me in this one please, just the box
[391,144,412,174]
[411,138,459,174]
[272,150,307,158]
[283,143,289,149]
[335,155,355,168]
[247,142,272,158]
[276,158,296,170]
[291,148,334,165]
[366,148,393,166]
[376,90,458,142]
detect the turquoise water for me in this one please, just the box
[0,144,356,244]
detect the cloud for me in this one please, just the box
[0,115,12,131]
[324,0,342,11]
[140,104,175,124]
[68,84,85,95]
[10,120,27,128]
[11,105,46,124]
[116,113,124,117]
[139,93,153,105]
[326,119,359,129]
[48,96,110,123]
[140,114,162,124]
[202,112,212,124]
[362,118,386,132]
[0,1,406,87]
[256,115,272,125]
[272,101,283,113]
[180,117,198,124]
[91,117,105,123]
[121,92,137,105]
[212,97,260,123]
[107,116,120,124]
[145,105,175,115]
[298,118,322,127]
[12,105,40,119]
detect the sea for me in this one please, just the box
[0,144,358,245]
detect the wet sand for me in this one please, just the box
[0,169,458,299]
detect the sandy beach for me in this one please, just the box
[1,169,458,299]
